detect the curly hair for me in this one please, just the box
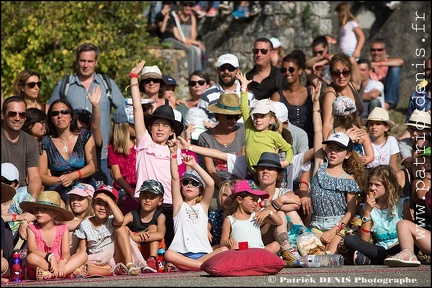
[366,165,403,217]
[343,151,365,193]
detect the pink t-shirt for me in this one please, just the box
[108,144,137,191]
[29,223,68,261]
[135,131,182,204]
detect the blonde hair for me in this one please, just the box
[335,2,358,26]
[66,196,94,219]
[217,179,237,207]
[109,122,132,155]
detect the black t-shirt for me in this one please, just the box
[155,12,176,41]
[246,65,285,100]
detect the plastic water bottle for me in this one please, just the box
[10,250,22,281]
[299,254,344,268]
[157,248,166,273]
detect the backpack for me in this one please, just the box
[59,73,113,103]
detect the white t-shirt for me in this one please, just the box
[366,136,400,168]
[339,20,360,56]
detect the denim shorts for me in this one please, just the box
[180,252,207,260]
[309,215,344,232]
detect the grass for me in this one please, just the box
[387,106,409,139]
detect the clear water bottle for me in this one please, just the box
[10,250,22,281]
[299,254,344,268]
[157,248,166,273]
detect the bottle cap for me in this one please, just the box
[157,248,166,255]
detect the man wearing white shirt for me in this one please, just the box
[358,59,385,118]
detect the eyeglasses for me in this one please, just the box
[331,69,351,78]
[143,78,161,84]
[181,179,201,187]
[252,48,269,55]
[280,67,296,74]
[218,65,237,72]
[313,50,325,55]
[24,81,42,88]
[51,110,71,116]
[370,48,384,52]
[189,80,206,86]
[7,111,27,119]
[225,114,240,121]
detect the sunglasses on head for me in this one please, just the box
[280,67,296,74]
[189,80,206,86]
[143,78,161,84]
[24,81,42,88]
[331,69,351,78]
[253,48,269,55]
[51,109,71,116]
[7,111,27,119]
[370,48,384,52]
[218,65,237,72]
[181,179,201,187]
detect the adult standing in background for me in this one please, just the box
[369,38,404,110]
[13,69,46,112]
[48,43,125,186]
[198,53,255,123]
[246,37,285,100]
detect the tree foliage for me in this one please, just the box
[1,1,166,102]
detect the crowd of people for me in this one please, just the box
[1,1,431,282]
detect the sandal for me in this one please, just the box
[384,249,421,267]
[36,267,54,281]
[164,262,180,273]
[72,264,89,278]
[112,262,128,276]
[353,250,372,265]
[125,262,140,276]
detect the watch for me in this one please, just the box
[361,216,371,223]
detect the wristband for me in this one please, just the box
[129,73,139,78]
[45,253,53,262]
[336,222,344,231]
[188,144,193,151]
[12,213,17,221]
[186,138,191,143]
[299,180,310,189]
[60,257,68,264]
[130,83,139,88]
[77,170,82,179]
[360,227,370,233]
[171,154,177,159]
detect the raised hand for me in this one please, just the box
[236,72,252,87]
[131,60,146,76]
[88,86,101,106]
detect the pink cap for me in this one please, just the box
[67,183,95,198]
[232,180,269,199]
[95,184,119,203]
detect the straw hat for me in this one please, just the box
[1,183,16,204]
[207,93,241,115]
[362,107,395,128]
[405,110,431,129]
[20,191,74,221]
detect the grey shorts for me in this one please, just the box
[309,215,344,232]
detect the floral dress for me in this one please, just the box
[41,129,97,202]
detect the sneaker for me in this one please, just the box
[232,6,249,19]
[206,7,218,17]
[192,4,207,18]
[219,2,233,15]
[282,248,301,267]
[249,3,262,16]
[142,257,157,273]
[386,1,401,10]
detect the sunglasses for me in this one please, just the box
[218,65,237,72]
[24,81,42,88]
[143,78,161,84]
[370,48,384,52]
[331,69,351,78]
[225,114,240,121]
[189,80,206,86]
[280,67,296,74]
[7,111,27,119]
[181,179,201,187]
[252,48,269,55]
[51,109,71,116]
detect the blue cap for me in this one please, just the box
[162,75,178,87]
[113,105,134,124]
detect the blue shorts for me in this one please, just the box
[309,215,344,232]
[180,252,207,260]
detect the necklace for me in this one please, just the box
[58,135,72,153]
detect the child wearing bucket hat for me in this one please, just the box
[164,139,228,272]
[363,107,400,171]
[20,191,88,280]
[219,179,282,253]
[129,60,184,248]
[237,72,293,175]
[74,184,146,276]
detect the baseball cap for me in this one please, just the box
[269,37,282,49]
[1,163,19,182]
[163,75,178,87]
[94,184,119,203]
[250,99,276,115]
[322,132,354,151]
[113,105,134,124]
[232,180,269,199]
[181,169,205,188]
[138,180,165,196]
[332,96,356,116]
[217,53,239,68]
[272,101,288,123]
[67,183,95,198]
